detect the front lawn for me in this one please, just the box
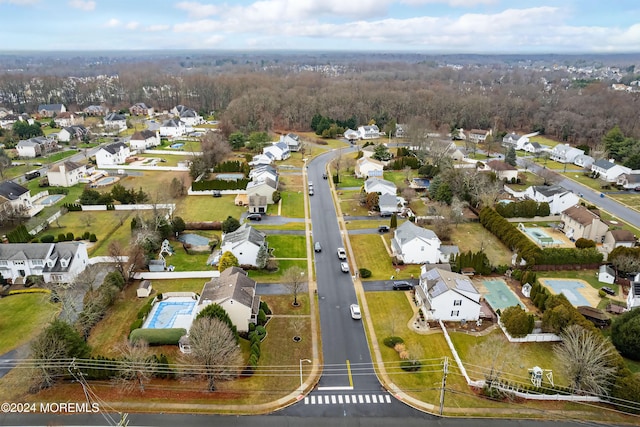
[280,191,305,218]
[267,234,307,259]
[335,175,364,188]
[339,190,370,216]
[0,293,59,354]
[247,259,308,283]
[349,234,421,280]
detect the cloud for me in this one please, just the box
[0,0,39,4]
[125,21,139,30]
[68,0,95,11]
[146,24,171,32]
[401,0,497,6]
[175,1,220,18]
[104,18,120,28]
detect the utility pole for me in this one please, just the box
[439,357,448,416]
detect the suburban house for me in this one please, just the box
[357,125,381,140]
[279,133,302,152]
[355,157,384,179]
[550,144,584,163]
[524,185,579,215]
[591,159,631,182]
[603,229,636,253]
[103,112,127,132]
[627,274,640,310]
[415,267,481,322]
[219,224,267,267]
[95,141,130,167]
[83,105,109,116]
[598,265,615,285]
[171,105,202,126]
[0,113,33,130]
[16,136,57,158]
[47,161,87,187]
[263,141,290,161]
[522,141,542,154]
[0,242,89,284]
[486,160,518,182]
[364,177,397,196]
[248,165,277,183]
[246,178,278,205]
[58,125,89,143]
[0,181,32,217]
[390,221,457,264]
[616,173,640,190]
[37,104,66,117]
[378,193,400,216]
[468,129,492,144]
[395,124,406,138]
[129,130,161,151]
[344,128,360,141]
[129,103,154,116]
[560,205,608,242]
[248,195,268,214]
[196,267,260,333]
[574,154,595,169]
[502,132,522,147]
[249,153,274,166]
[159,118,186,138]
[53,112,80,128]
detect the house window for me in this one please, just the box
[453,300,462,306]
[51,274,63,282]
[32,259,44,266]
[14,260,25,266]
[451,310,459,317]
[0,260,7,266]
[420,246,424,251]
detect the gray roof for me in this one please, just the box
[599,265,615,276]
[162,118,182,127]
[0,243,52,261]
[593,159,615,170]
[394,221,438,244]
[249,195,267,207]
[423,268,479,299]
[223,223,265,247]
[378,193,397,207]
[247,177,277,191]
[131,129,157,140]
[199,267,258,311]
[102,141,127,155]
[18,136,53,147]
[0,181,29,200]
[532,185,569,198]
[104,112,126,122]
[38,104,64,112]
[49,160,84,173]
[180,109,198,118]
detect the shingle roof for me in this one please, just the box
[487,159,517,171]
[101,141,127,154]
[130,130,156,140]
[199,267,257,310]
[104,112,126,121]
[38,104,64,112]
[162,118,182,127]
[423,268,479,299]
[609,229,635,242]
[49,160,84,173]
[532,185,568,198]
[593,159,615,170]
[0,181,29,199]
[394,221,438,243]
[222,223,265,247]
[562,205,600,226]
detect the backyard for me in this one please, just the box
[449,222,513,266]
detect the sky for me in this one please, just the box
[1,0,640,53]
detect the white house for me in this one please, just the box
[486,160,518,182]
[53,112,80,128]
[522,141,542,154]
[219,224,267,268]
[550,144,584,164]
[391,221,446,264]
[17,136,57,158]
[248,165,277,183]
[357,125,381,140]
[0,242,89,284]
[344,128,360,141]
[171,105,202,126]
[196,267,260,333]
[159,118,186,138]
[95,142,130,167]
[598,265,615,285]
[591,159,631,182]
[103,112,127,132]
[248,153,274,166]
[603,229,636,253]
[616,173,640,190]
[628,275,640,310]
[279,133,302,152]
[364,177,396,196]
[246,178,278,205]
[58,125,89,143]
[355,157,384,179]
[129,130,161,151]
[47,161,87,187]
[263,141,290,161]
[0,113,33,130]
[502,132,522,147]
[524,185,580,215]
[561,205,608,242]
[415,267,481,322]
[378,193,400,216]
[574,154,595,169]
[0,181,33,217]
[468,129,492,144]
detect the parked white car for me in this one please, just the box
[350,304,361,320]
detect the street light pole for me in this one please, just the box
[299,358,311,388]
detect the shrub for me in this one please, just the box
[248,322,256,333]
[259,301,272,316]
[598,289,606,298]
[255,325,267,340]
[83,231,91,240]
[359,268,372,278]
[129,328,186,345]
[66,232,74,241]
[500,305,534,337]
[575,238,596,249]
[251,342,261,358]
[89,234,97,242]
[57,233,66,242]
[137,298,154,319]
[129,318,143,332]
[40,234,55,243]
[383,336,404,348]
[257,309,267,326]
[400,360,422,372]
[611,308,640,360]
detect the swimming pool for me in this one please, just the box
[215,173,245,181]
[521,227,563,246]
[143,298,196,329]
[37,194,64,205]
[94,176,119,186]
[483,279,525,311]
[177,233,209,246]
[170,143,184,149]
[540,279,592,307]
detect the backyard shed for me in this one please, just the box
[137,280,152,298]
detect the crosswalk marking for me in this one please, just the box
[304,393,392,405]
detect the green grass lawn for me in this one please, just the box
[0,293,59,355]
[449,223,513,266]
[280,191,305,218]
[261,294,311,316]
[506,172,545,191]
[267,234,307,258]
[247,259,308,283]
[384,171,412,186]
[158,139,202,153]
[349,234,421,279]
[255,222,305,231]
[529,135,561,148]
[136,153,190,167]
[608,193,640,211]
[561,172,607,192]
[176,194,246,222]
[336,175,364,188]
[345,219,406,230]
[160,247,214,272]
[339,189,369,216]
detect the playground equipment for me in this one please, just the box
[528,366,554,388]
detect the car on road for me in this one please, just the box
[601,286,616,296]
[314,242,322,252]
[309,188,314,196]
[322,173,328,179]
[378,225,390,233]
[340,262,349,273]
[349,304,361,320]
[392,281,414,291]
[337,247,347,259]
[635,187,640,192]
[247,213,262,221]
[308,181,313,187]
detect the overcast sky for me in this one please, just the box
[1,0,640,53]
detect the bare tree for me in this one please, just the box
[283,266,306,307]
[182,317,242,392]
[554,324,617,396]
[115,339,156,392]
[108,241,127,278]
[471,333,521,397]
[29,329,67,392]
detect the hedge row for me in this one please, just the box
[536,247,603,265]
[129,328,186,345]
[8,288,51,295]
[479,207,541,265]
[192,178,250,191]
[495,200,550,218]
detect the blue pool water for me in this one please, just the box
[177,233,209,246]
[542,279,591,307]
[37,194,64,205]
[483,279,525,311]
[170,143,185,149]
[144,300,196,329]
[412,178,430,188]
[96,176,118,185]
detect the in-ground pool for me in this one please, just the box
[170,143,184,149]
[143,298,196,329]
[94,176,119,186]
[37,194,64,205]
[177,233,209,246]
[539,279,592,307]
[521,226,563,246]
[482,279,525,311]
[215,173,245,181]
[412,178,430,188]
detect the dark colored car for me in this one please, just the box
[393,281,414,291]
[247,213,262,221]
[378,225,390,233]
[601,286,615,296]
